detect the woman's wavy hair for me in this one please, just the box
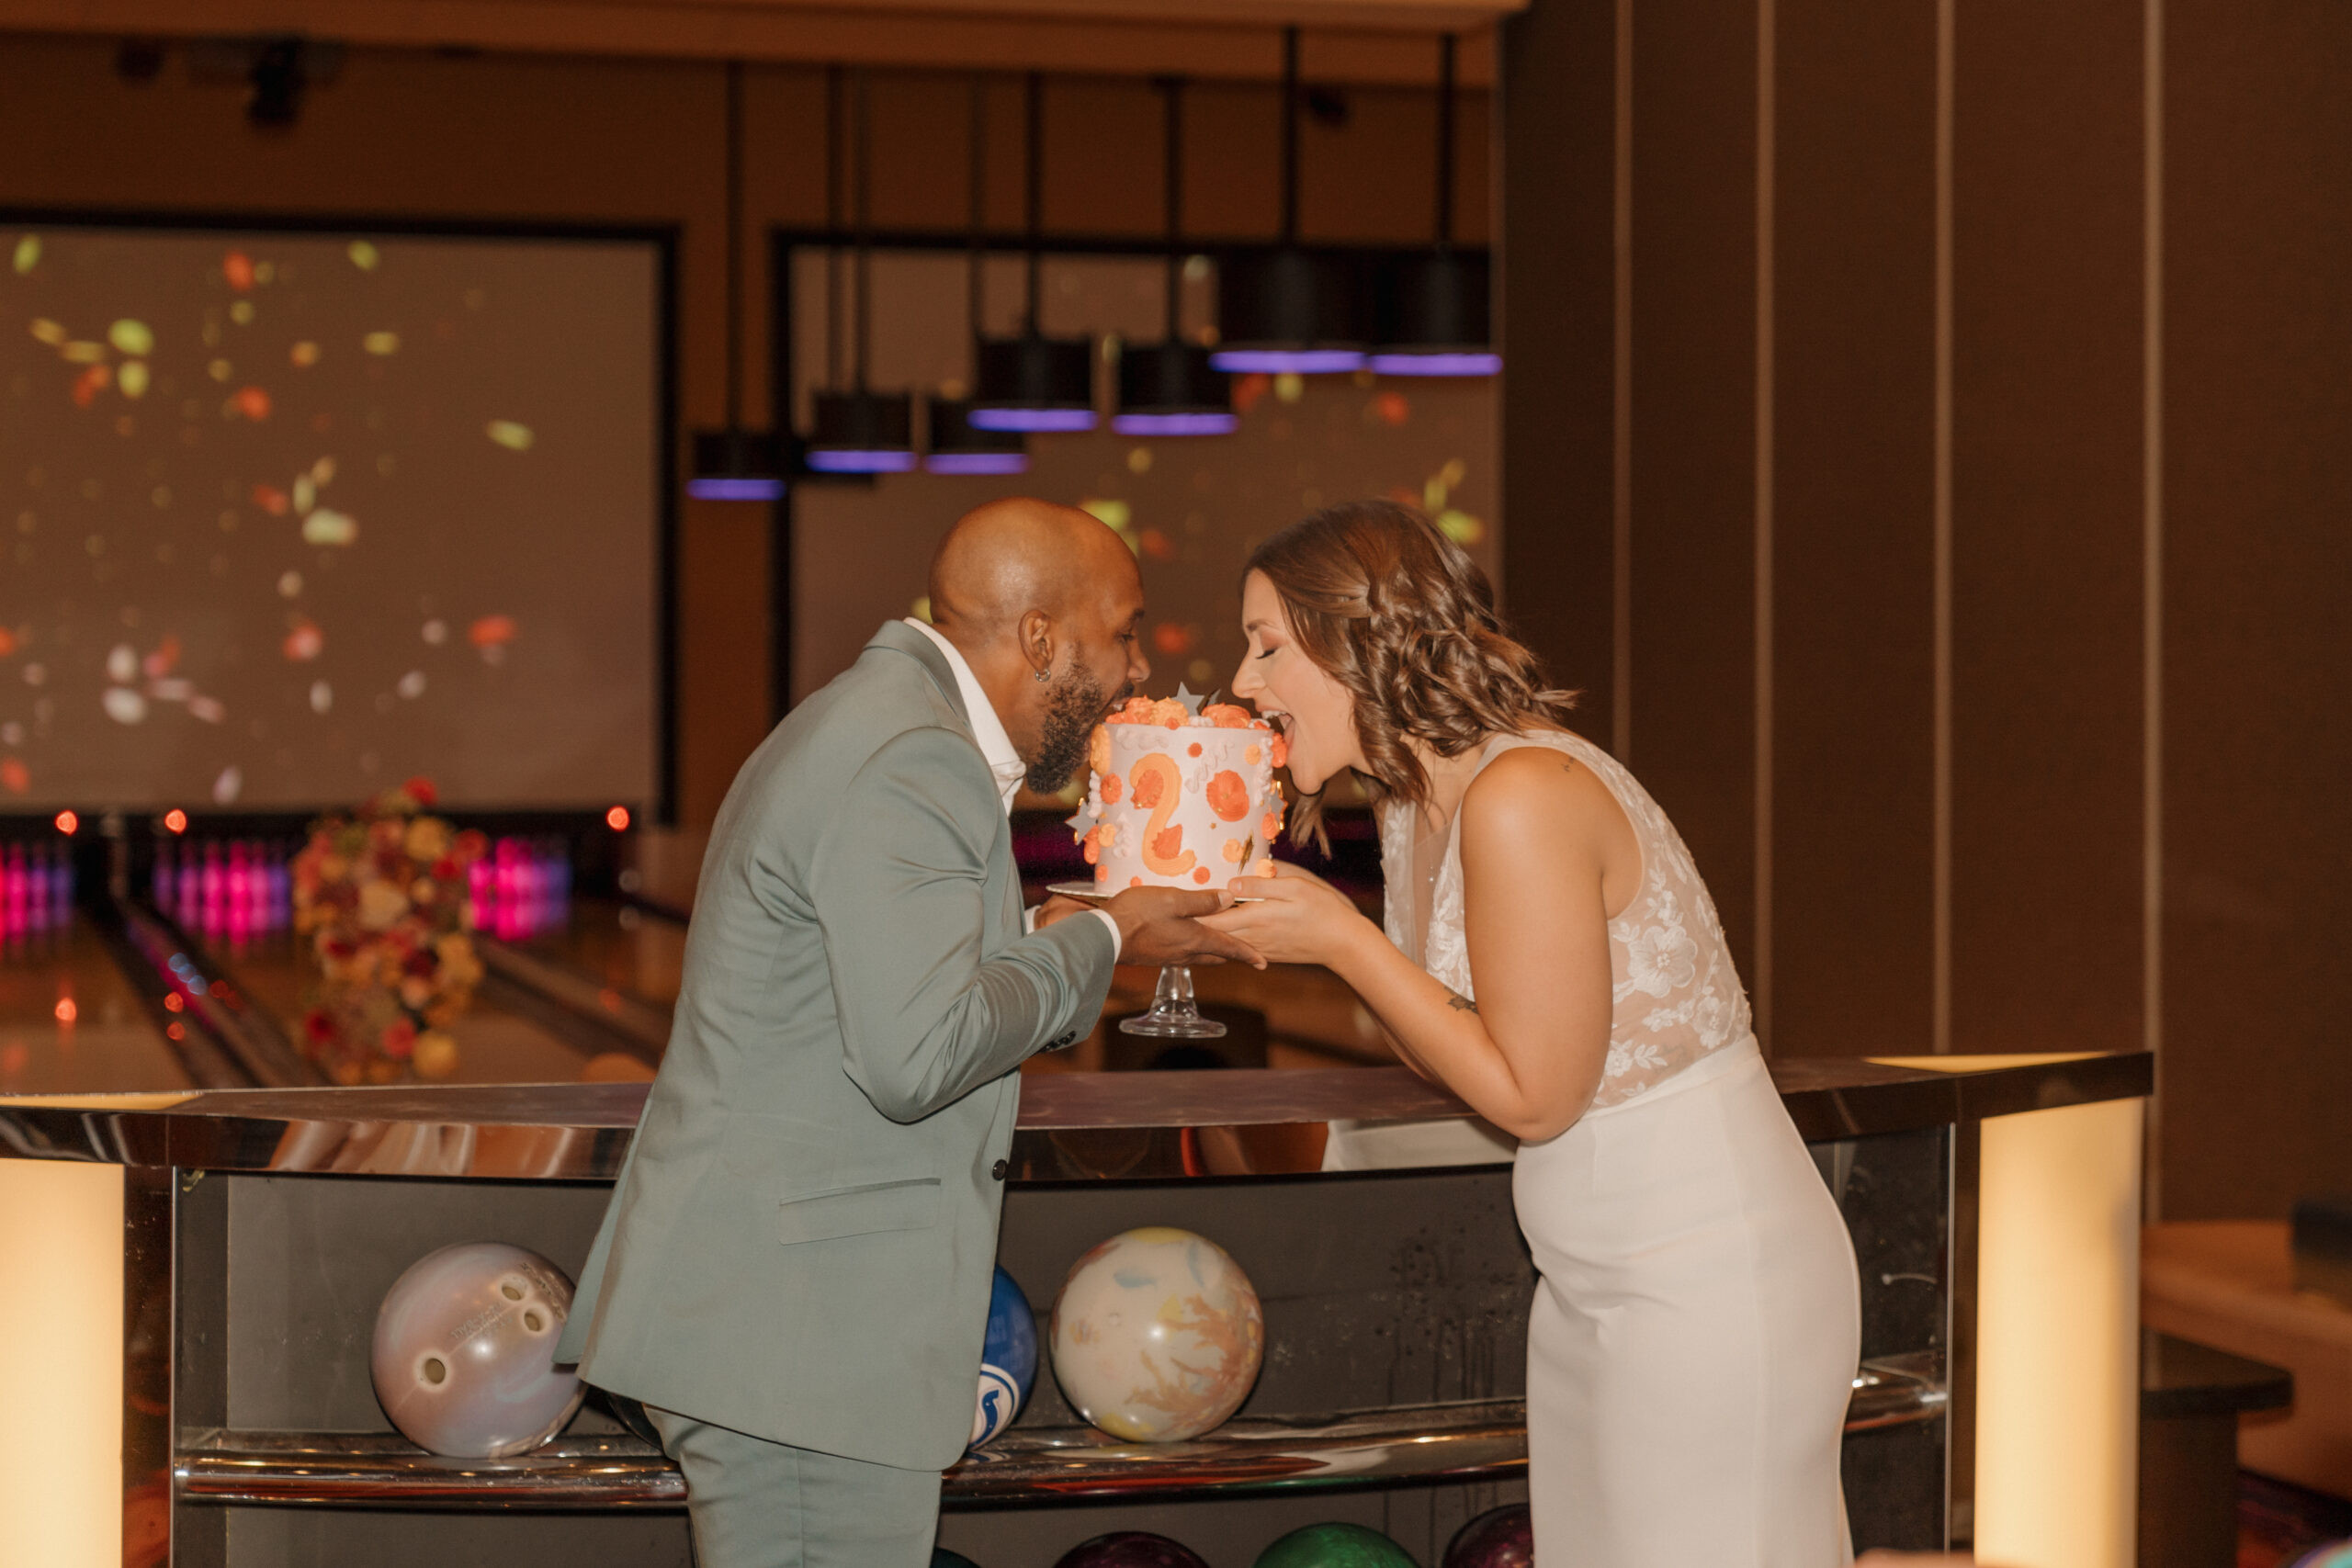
[1244,499,1579,848]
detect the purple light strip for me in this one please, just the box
[1111,411,1240,436]
[923,452,1032,475]
[805,448,920,474]
[966,407,1099,433]
[1367,351,1504,378]
[1207,348,1366,375]
[685,476,787,501]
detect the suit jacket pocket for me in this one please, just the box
[775,1176,941,1245]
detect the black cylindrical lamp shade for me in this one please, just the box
[806,389,916,473]
[1114,341,1237,436]
[925,397,1030,475]
[687,427,787,501]
[1371,250,1498,377]
[969,335,1097,432]
[1211,248,1367,374]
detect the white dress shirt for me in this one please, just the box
[903,617,1120,958]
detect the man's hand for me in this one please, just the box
[1104,886,1266,969]
[1031,894,1097,931]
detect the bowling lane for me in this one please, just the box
[504,897,684,1013]
[0,914,195,1094]
[194,929,618,1086]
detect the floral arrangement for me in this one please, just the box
[291,777,486,1084]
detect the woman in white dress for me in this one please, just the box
[1204,501,1861,1565]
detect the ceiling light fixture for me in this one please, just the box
[1212,29,1365,376]
[1370,34,1498,378]
[804,67,916,474]
[687,60,789,502]
[926,77,1032,476]
[968,73,1096,433]
[1114,77,1237,438]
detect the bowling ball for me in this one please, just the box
[1442,1504,1532,1567]
[971,1265,1039,1450]
[2286,1546,2352,1568]
[1053,1531,1211,1568]
[1252,1522,1420,1568]
[1049,1226,1263,1442]
[933,1551,985,1568]
[370,1241,585,1457]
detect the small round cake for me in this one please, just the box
[1074,697,1286,889]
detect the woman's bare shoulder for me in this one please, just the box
[1460,744,1622,854]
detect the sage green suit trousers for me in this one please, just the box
[650,1406,942,1568]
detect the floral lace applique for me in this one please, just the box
[1382,731,1753,1111]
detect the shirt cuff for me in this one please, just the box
[1087,908,1123,960]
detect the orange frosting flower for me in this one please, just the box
[1101,772,1124,804]
[1204,770,1250,822]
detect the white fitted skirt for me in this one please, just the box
[1514,1038,1861,1566]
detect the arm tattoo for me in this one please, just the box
[1445,988,1479,1015]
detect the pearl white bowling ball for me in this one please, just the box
[370,1241,585,1458]
[1048,1226,1264,1442]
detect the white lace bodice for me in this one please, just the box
[1380,729,1754,1111]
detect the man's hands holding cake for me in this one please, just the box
[1036,888,1265,969]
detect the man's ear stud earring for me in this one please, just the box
[1035,669,1049,682]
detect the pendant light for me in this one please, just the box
[1212,29,1365,376]
[688,60,789,502]
[806,67,916,473]
[1114,77,1237,437]
[1370,34,1499,377]
[927,77,1030,475]
[968,73,1096,433]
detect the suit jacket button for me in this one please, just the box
[991,1159,1009,1180]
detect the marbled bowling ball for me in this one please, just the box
[1053,1530,1212,1568]
[1442,1504,1532,1567]
[971,1265,1039,1450]
[1049,1226,1263,1442]
[370,1241,585,1458]
[2286,1545,2352,1568]
[1252,1521,1421,1568]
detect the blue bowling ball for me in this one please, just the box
[971,1266,1039,1450]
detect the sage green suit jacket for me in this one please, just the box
[553,620,1117,1470]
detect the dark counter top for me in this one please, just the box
[0,1050,2153,1182]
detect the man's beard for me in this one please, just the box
[1026,666,1125,793]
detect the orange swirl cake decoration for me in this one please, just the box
[1069,686,1280,889]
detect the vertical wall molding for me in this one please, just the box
[2141,0,2165,1217]
[1611,0,1634,764]
[1931,0,1956,1055]
[1753,0,1778,1052]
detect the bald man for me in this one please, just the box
[555,500,1253,1568]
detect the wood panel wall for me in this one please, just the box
[1501,0,2352,1220]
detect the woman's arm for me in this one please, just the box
[1207,750,1620,1140]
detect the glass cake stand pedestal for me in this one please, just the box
[1046,882,1228,1039]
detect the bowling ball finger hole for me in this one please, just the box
[500,1280,524,1301]
[523,1310,546,1333]
[420,1356,447,1386]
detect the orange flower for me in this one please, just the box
[1270,733,1289,770]
[1204,770,1250,822]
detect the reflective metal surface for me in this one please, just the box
[175,1356,1944,1510]
[0,1054,2153,1179]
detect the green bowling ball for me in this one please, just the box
[1250,1522,1420,1568]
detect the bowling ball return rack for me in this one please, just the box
[0,1052,2153,1566]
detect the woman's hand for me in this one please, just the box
[1199,873,1375,969]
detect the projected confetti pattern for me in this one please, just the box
[2,227,659,809]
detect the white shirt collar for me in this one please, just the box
[903,617,1027,815]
